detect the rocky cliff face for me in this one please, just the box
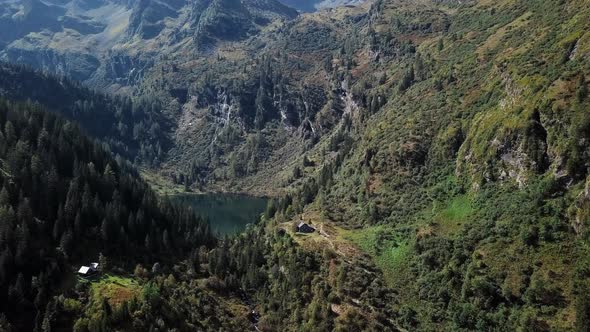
[100,52,153,86]
[457,108,550,190]
[2,41,101,81]
[127,0,186,39]
[0,0,299,90]
[0,0,307,185]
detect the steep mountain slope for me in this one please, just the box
[280,0,365,12]
[0,99,224,330]
[237,0,590,329]
[0,62,170,164]
[0,88,389,332]
[136,0,590,329]
[0,0,370,194]
[1,0,590,330]
[133,4,373,195]
[0,0,297,88]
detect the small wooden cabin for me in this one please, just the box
[297,222,315,233]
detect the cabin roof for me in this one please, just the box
[297,222,315,231]
[78,266,90,274]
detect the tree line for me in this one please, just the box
[0,63,170,166]
[0,99,215,331]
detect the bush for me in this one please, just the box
[63,298,83,313]
[521,225,539,246]
[73,318,90,332]
[142,282,161,306]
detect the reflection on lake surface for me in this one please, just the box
[172,193,268,235]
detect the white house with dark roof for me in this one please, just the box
[78,266,91,275]
[77,262,99,276]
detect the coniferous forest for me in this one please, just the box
[0,63,170,165]
[0,100,216,330]
[1,0,590,330]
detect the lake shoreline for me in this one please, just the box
[141,168,277,199]
[170,193,269,236]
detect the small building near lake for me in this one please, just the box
[297,222,316,233]
[78,262,100,277]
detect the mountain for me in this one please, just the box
[0,62,170,164]
[0,77,391,331]
[1,0,590,330]
[136,0,589,328]
[241,0,589,329]
[0,98,222,330]
[0,0,297,87]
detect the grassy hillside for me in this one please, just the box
[198,0,590,329]
[114,0,590,327]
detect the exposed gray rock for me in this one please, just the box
[0,0,301,89]
[2,46,100,81]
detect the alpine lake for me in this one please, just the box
[172,193,268,235]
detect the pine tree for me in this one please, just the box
[60,229,73,256]
[399,66,415,92]
[4,121,16,146]
[101,298,112,317]
[163,229,171,250]
[103,164,117,186]
[576,285,590,332]
[0,186,10,206]
[99,253,108,272]
[53,206,64,241]
[100,218,110,242]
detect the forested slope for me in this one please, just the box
[0,63,170,165]
[156,0,590,329]
[229,0,590,329]
[1,0,590,330]
[0,99,224,331]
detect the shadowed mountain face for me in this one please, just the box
[0,0,360,88]
[0,0,66,43]
[0,0,297,85]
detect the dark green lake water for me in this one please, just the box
[172,193,268,235]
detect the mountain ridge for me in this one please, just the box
[1,0,590,330]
